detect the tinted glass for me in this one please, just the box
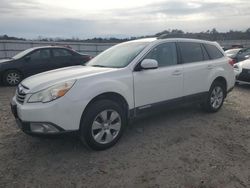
[204,44,223,59]
[53,49,72,57]
[30,49,50,60]
[239,48,250,55]
[145,43,177,67]
[178,42,203,63]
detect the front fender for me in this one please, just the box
[68,73,134,110]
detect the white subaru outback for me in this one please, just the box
[11,38,235,150]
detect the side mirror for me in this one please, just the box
[140,59,158,70]
[24,56,31,62]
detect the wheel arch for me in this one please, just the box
[3,68,23,75]
[80,92,130,128]
[211,76,227,95]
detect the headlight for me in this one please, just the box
[28,80,76,103]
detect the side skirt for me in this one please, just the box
[129,92,208,119]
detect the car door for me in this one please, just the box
[133,42,183,110]
[23,49,52,76]
[51,48,74,68]
[178,42,211,98]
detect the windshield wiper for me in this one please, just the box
[91,65,108,68]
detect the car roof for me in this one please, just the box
[127,37,219,46]
[27,46,73,51]
[158,38,220,46]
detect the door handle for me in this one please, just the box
[172,70,182,76]
[207,65,214,70]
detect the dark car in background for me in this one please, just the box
[225,48,250,64]
[0,46,92,86]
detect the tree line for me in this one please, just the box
[1,28,250,42]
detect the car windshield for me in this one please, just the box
[225,48,242,55]
[87,42,149,68]
[12,48,35,59]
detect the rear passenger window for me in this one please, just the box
[53,49,72,57]
[178,42,203,63]
[145,43,177,67]
[204,44,223,59]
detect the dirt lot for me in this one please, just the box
[0,86,250,188]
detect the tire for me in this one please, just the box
[202,81,226,113]
[3,70,22,86]
[79,99,126,150]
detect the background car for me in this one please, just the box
[225,48,242,64]
[234,58,250,84]
[231,44,244,48]
[225,48,250,64]
[237,48,250,62]
[0,46,92,86]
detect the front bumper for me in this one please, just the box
[10,101,70,135]
[10,95,86,135]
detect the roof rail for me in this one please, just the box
[157,33,186,39]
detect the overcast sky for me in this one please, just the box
[1,0,250,39]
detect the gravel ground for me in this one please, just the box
[0,86,250,188]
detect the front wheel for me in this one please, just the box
[79,99,126,150]
[202,81,226,112]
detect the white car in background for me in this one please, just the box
[225,48,242,59]
[11,38,235,150]
[234,58,250,84]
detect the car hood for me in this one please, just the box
[22,66,116,92]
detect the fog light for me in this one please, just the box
[30,123,60,133]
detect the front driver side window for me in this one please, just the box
[144,42,178,67]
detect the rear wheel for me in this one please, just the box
[202,81,226,112]
[3,70,22,86]
[79,99,126,150]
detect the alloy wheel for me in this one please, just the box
[210,86,224,109]
[91,109,121,144]
[6,72,21,85]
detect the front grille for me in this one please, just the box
[16,92,26,104]
[16,84,29,104]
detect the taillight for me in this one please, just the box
[228,59,235,66]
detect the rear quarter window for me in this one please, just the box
[53,49,72,57]
[178,42,204,63]
[204,44,224,59]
